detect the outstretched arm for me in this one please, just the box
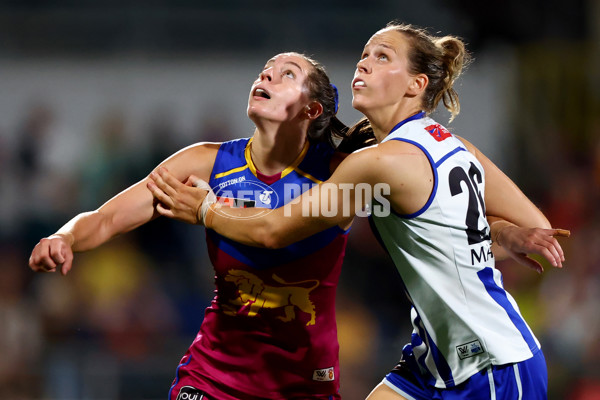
[28,142,219,275]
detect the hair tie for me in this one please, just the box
[331,83,339,114]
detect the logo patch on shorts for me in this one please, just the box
[456,340,484,359]
[312,367,335,381]
[176,386,204,400]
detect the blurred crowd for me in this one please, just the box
[0,50,599,399]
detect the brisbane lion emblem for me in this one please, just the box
[223,269,319,325]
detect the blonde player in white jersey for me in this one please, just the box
[148,23,569,399]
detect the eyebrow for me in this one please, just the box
[364,43,397,54]
[263,60,304,72]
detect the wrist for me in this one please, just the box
[204,203,220,229]
[51,232,75,247]
[490,220,515,247]
[194,201,203,225]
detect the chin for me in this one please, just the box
[351,99,368,114]
[247,107,262,121]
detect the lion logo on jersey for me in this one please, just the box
[223,269,319,325]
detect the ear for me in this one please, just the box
[304,101,323,120]
[407,73,428,96]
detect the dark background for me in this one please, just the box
[1,1,598,399]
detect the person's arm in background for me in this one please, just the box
[458,136,570,272]
[28,142,219,276]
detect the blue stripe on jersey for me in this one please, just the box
[434,146,467,168]
[388,111,426,134]
[386,138,438,219]
[412,311,455,387]
[206,225,347,270]
[477,267,539,352]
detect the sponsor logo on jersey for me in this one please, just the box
[176,386,205,400]
[312,367,335,382]
[217,175,246,189]
[216,196,256,208]
[213,179,278,211]
[456,339,484,359]
[259,190,273,205]
[425,124,452,142]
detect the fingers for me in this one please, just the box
[501,226,570,272]
[60,250,74,276]
[149,167,179,198]
[534,243,561,268]
[547,235,565,265]
[155,201,175,218]
[159,167,184,189]
[29,242,55,272]
[147,180,174,208]
[514,253,543,274]
[29,238,68,273]
[554,229,570,237]
[523,232,561,268]
[537,235,562,268]
[543,228,569,267]
[193,178,211,191]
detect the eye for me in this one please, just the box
[283,70,295,79]
[377,53,388,61]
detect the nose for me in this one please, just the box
[260,67,273,82]
[356,57,370,73]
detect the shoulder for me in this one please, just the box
[363,140,429,170]
[158,141,222,181]
[453,135,476,155]
[167,141,221,160]
[334,141,429,183]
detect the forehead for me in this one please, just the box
[264,53,313,73]
[364,29,407,52]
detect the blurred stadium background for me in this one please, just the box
[0,1,598,399]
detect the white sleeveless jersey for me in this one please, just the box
[371,114,541,388]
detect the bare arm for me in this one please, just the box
[458,136,569,270]
[203,146,384,248]
[28,142,219,275]
[458,137,549,227]
[203,141,428,248]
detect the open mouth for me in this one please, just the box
[254,88,271,99]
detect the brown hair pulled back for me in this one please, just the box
[386,22,472,122]
[296,53,348,147]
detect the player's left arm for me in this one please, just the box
[204,147,381,248]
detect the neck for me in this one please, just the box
[366,105,424,142]
[250,124,308,175]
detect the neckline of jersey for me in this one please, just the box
[244,137,311,184]
[388,111,426,135]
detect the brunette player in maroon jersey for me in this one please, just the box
[29,52,363,400]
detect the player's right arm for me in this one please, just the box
[457,136,569,270]
[28,142,219,276]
